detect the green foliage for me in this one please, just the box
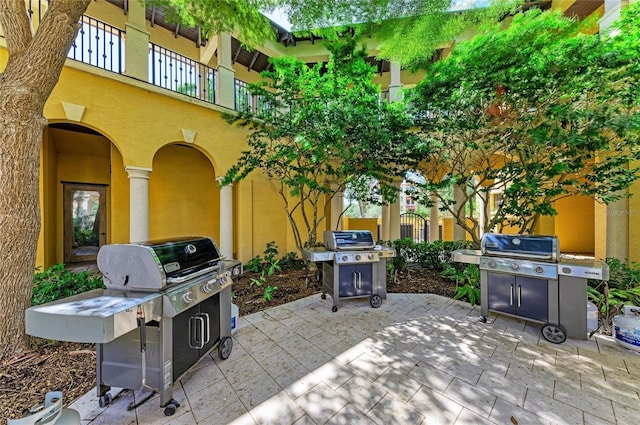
[149,0,277,46]
[385,238,474,272]
[32,264,104,306]
[263,285,278,302]
[246,242,284,305]
[588,257,640,332]
[407,7,640,244]
[279,252,306,271]
[280,0,517,69]
[223,37,419,254]
[441,263,481,306]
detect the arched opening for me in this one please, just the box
[41,123,118,266]
[149,144,219,241]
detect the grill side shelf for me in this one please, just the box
[25,289,162,344]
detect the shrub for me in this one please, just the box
[441,263,481,306]
[32,264,104,306]
[588,257,640,333]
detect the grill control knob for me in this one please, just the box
[182,291,194,304]
[201,281,214,293]
[355,255,361,261]
[562,267,572,274]
[511,263,520,271]
[535,266,544,274]
[368,253,375,260]
[488,260,497,268]
[220,275,227,284]
[342,255,348,262]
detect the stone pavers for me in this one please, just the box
[71,293,640,424]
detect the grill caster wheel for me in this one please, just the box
[98,392,112,408]
[219,336,233,360]
[164,400,180,416]
[332,306,338,313]
[541,324,566,344]
[321,293,327,299]
[370,295,382,308]
[480,316,487,323]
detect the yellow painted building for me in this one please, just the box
[0,0,638,267]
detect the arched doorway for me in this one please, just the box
[42,123,113,265]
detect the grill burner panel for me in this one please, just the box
[480,256,558,279]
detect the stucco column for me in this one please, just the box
[330,191,344,231]
[429,194,440,242]
[126,166,151,243]
[453,184,467,241]
[388,61,402,103]
[606,197,629,260]
[381,204,390,241]
[388,190,402,241]
[217,178,234,258]
[216,33,236,109]
[124,0,150,80]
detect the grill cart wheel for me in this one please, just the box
[98,392,112,408]
[370,295,382,308]
[321,293,327,299]
[332,306,338,313]
[219,336,233,359]
[164,399,180,416]
[541,324,567,344]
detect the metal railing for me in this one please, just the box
[234,79,274,118]
[149,43,216,104]
[67,15,124,74]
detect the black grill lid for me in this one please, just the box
[324,230,375,250]
[143,236,221,277]
[98,236,222,290]
[481,233,559,261]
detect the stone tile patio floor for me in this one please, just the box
[70,293,640,425]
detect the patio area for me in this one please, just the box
[69,293,639,425]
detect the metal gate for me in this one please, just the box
[400,212,428,242]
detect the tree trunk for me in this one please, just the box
[0,0,91,361]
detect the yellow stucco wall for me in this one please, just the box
[554,195,595,253]
[149,144,219,240]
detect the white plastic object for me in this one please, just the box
[8,391,80,425]
[613,312,640,353]
[231,303,239,334]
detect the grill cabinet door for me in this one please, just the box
[172,305,201,379]
[487,272,549,323]
[338,264,373,297]
[487,272,517,316]
[515,276,548,323]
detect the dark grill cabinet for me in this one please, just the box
[338,264,373,298]
[486,272,549,323]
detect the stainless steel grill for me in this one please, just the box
[303,230,394,312]
[452,233,608,343]
[26,236,242,416]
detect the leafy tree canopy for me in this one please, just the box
[156,0,520,68]
[406,6,640,242]
[222,37,423,252]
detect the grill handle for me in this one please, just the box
[189,313,210,349]
[517,285,522,308]
[509,285,514,306]
[201,312,210,346]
